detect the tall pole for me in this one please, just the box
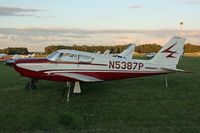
[179,21,184,36]
[179,21,184,60]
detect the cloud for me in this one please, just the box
[115,35,135,44]
[0,6,41,16]
[0,33,18,40]
[1,28,200,38]
[128,5,144,9]
[0,34,7,39]
[29,35,69,42]
[186,0,200,4]
[0,28,200,51]
[0,6,56,19]
[35,15,57,20]
[178,0,200,4]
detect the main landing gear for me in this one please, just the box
[24,79,81,103]
[25,79,38,90]
[62,81,81,103]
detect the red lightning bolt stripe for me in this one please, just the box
[162,42,178,58]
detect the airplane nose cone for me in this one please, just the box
[4,59,16,66]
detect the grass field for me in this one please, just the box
[0,57,200,133]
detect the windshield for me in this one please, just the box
[46,52,60,61]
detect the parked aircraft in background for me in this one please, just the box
[0,54,7,60]
[11,53,35,60]
[103,50,110,55]
[116,44,135,59]
[6,37,187,94]
[5,53,35,66]
[145,52,156,58]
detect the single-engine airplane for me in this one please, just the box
[7,36,186,93]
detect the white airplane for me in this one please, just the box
[8,36,186,93]
[103,50,110,55]
[11,53,35,60]
[5,53,36,66]
[103,44,135,56]
[145,52,156,58]
[0,53,7,59]
[116,44,135,59]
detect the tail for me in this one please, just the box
[103,50,110,55]
[151,36,186,68]
[118,44,136,59]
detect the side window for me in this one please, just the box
[58,53,77,62]
[78,55,93,63]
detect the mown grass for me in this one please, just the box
[0,57,200,133]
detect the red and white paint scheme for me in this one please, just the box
[10,36,186,93]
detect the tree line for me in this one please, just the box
[44,44,161,54]
[184,43,200,53]
[0,43,200,55]
[44,45,128,54]
[44,43,200,54]
[0,47,28,55]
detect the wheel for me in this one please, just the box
[25,80,36,90]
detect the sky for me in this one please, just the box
[0,0,200,52]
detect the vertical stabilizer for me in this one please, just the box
[151,36,186,67]
[118,44,136,59]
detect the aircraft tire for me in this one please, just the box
[25,81,36,90]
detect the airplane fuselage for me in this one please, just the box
[13,56,171,82]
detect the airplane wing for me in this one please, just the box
[48,72,103,82]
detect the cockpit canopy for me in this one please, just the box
[46,51,94,63]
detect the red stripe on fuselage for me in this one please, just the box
[15,58,50,64]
